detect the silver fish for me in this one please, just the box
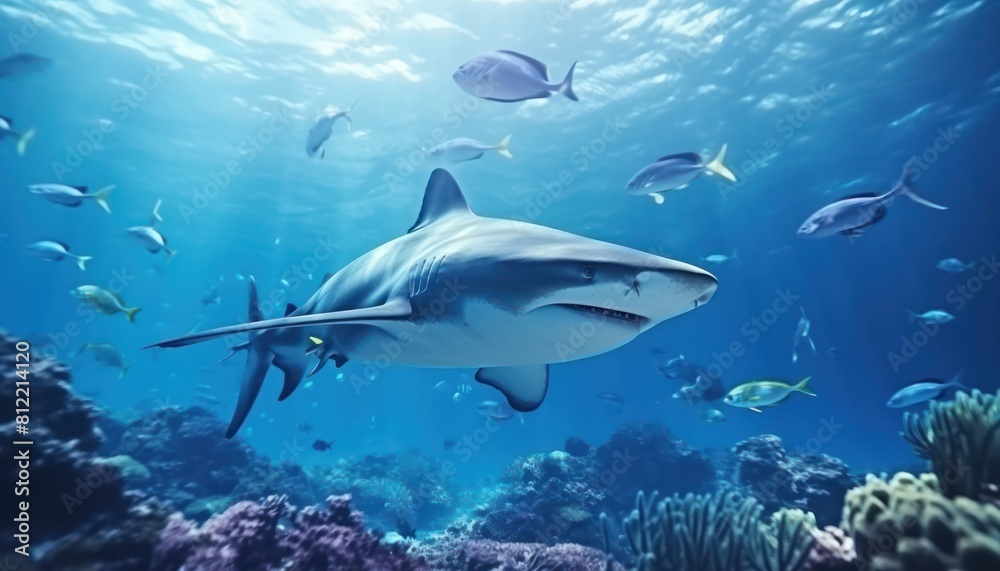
[453,50,577,102]
[127,199,176,260]
[792,307,817,364]
[306,100,358,159]
[70,285,140,323]
[886,372,966,408]
[429,135,512,162]
[76,342,129,379]
[0,114,34,155]
[26,240,91,271]
[626,145,736,204]
[29,183,114,213]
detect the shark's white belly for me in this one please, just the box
[345,301,641,368]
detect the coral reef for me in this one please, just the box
[625,490,815,571]
[416,538,624,571]
[843,472,1000,571]
[310,449,457,531]
[0,331,134,551]
[902,389,1000,499]
[565,436,593,458]
[733,434,856,526]
[596,421,715,512]
[118,405,319,516]
[152,494,428,571]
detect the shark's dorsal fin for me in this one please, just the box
[408,169,473,233]
[475,365,549,412]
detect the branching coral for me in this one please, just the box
[901,389,1000,499]
[624,490,815,571]
[843,472,1000,571]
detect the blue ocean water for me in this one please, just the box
[1,0,998,506]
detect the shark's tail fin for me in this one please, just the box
[495,134,513,159]
[705,144,737,182]
[118,364,131,380]
[16,128,35,156]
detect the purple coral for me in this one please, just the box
[153,494,427,570]
[419,539,624,571]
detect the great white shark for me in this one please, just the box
[148,169,718,437]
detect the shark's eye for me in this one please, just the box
[582,266,594,279]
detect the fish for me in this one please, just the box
[197,393,222,406]
[147,169,717,438]
[201,284,222,306]
[75,342,129,379]
[886,371,967,408]
[312,439,335,451]
[481,407,513,422]
[936,258,974,273]
[306,100,358,159]
[698,409,727,423]
[297,421,315,434]
[29,183,114,213]
[907,309,955,325]
[25,240,92,271]
[0,114,35,155]
[625,145,737,204]
[443,439,457,451]
[476,400,502,411]
[658,354,698,381]
[195,384,213,392]
[723,377,815,412]
[792,307,817,364]
[453,50,578,102]
[432,380,447,391]
[672,374,726,404]
[702,251,737,264]
[797,161,946,238]
[0,53,52,79]
[71,285,141,323]
[127,199,176,260]
[595,392,624,406]
[429,135,513,163]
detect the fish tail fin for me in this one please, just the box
[897,163,947,210]
[75,255,92,271]
[90,185,115,214]
[344,97,359,131]
[496,134,513,158]
[948,370,968,392]
[705,144,737,182]
[151,198,163,224]
[124,307,141,323]
[119,364,131,379]
[74,343,90,357]
[16,128,35,156]
[164,247,178,263]
[794,376,816,396]
[558,61,579,101]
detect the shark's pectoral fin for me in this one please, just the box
[227,342,272,438]
[146,297,413,349]
[274,356,307,401]
[475,365,549,412]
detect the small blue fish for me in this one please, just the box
[625,145,736,204]
[886,372,966,408]
[595,392,623,406]
[29,183,114,213]
[127,199,176,260]
[702,251,737,264]
[0,53,51,79]
[936,258,974,273]
[26,240,91,271]
[306,100,357,159]
[429,135,512,162]
[453,50,578,102]
[0,114,34,155]
[907,309,955,325]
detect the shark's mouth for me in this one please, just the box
[560,303,641,324]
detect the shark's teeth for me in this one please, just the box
[565,304,639,323]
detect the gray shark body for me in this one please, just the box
[149,169,718,437]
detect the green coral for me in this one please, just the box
[624,490,814,571]
[843,472,1000,571]
[95,454,151,482]
[901,389,1000,499]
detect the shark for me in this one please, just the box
[147,169,719,438]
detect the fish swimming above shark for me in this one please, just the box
[147,169,718,438]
